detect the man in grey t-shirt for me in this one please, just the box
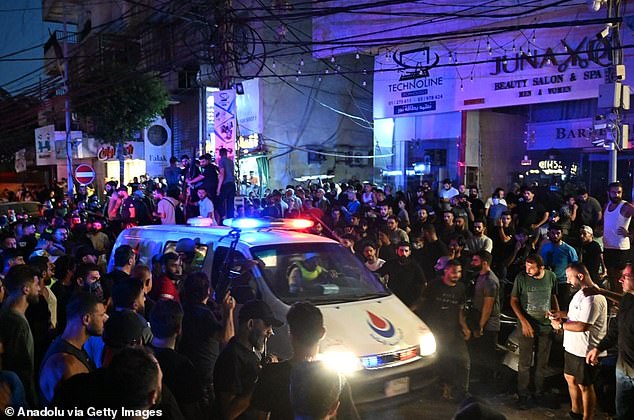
[217,147,236,220]
[469,250,500,385]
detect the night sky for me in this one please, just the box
[0,0,62,94]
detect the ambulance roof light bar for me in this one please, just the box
[222,218,314,230]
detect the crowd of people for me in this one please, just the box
[0,155,633,419]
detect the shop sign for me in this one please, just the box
[534,160,578,176]
[97,142,143,161]
[144,117,172,178]
[213,89,237,160]
[34,125,56,166]
[527,118,602,150]
[374,26,631,118]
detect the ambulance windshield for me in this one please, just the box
[251,243,389,304]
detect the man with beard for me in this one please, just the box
[377,242,426,309]
[468,186,486,220]
[39,293,107,405]
[0,264,41,407]
[416,260,470,400]
[214,300,283,420]
[540,224,579,310]
[150,252,183,302]
[602,181,634,292]
[510,254,559,410]
[549,263,607,420]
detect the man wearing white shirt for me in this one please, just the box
[550,262,607,420]
[197,188,217,225]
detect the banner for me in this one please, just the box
[54,131,95,159]
[213,89,237,160]
[144,117,172,177]
[374,26,631,118]
[236,78,264,136]
[34,125,56,166]
[14,149,26,173]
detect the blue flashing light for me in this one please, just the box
[362,356,379,369]
[223,218,267,229]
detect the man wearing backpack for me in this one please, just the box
[153,188,182,225]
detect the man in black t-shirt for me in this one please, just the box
[251,302,359,420]
[179,272,235,411]
[150,299,205,419]
[187,153,219,207]
[213,300,282,420]
[377,242,426,309]
[417,259,471,401]
[514,187,548,233]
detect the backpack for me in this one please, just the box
[162,198,186,224]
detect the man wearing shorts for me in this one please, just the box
[603,182,634,292]
[550,262,607,419]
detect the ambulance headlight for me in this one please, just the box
[419,332,436,356]
[316,351,363,374]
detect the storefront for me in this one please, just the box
[372,20,634,196]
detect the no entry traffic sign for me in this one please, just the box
[74,164,95,185]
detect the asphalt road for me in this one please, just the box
[359,373,616,420]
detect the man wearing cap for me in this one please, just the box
[214,300,282,420]
[579,226,604,283]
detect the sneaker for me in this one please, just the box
[517,395,530,410]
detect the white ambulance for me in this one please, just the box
[108,218,437,405]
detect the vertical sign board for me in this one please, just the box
[213,89,237,160]
[144,117,172,178]
[34,125,57,166]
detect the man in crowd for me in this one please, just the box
[514,187,548,234]
[378,242,426,309]
[213,300,283,419]
[217,147,236,220]
[510,254,559,409]
[196,187,217,223]
[386,215,408,246]
[540,224,579,309]
[469,250,500,386]
[0,265,41,407]
[150,299,205,419]
[578,225,603,284]
[187,153,219,211]
[602,181,634,292]
[39,293,106,405]
[150,252,183,302]
[587,262,634,419]
[101,245,135,302]
[362,242,385,273]
[164,157,181,192]
[251,302,359,420]
[290,361,344,420]
[153,187,178,225]
[549,262,607,420]
[417,259,470,400]
[576,188,602,232]
[466,219,493,254]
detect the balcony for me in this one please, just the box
[42,0,81,24]
[43,30,78,77]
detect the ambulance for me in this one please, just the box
[108,217,437,405]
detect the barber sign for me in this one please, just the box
[74,164,95,186]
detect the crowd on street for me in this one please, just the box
[0,153,633,420]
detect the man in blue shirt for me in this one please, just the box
[540,224,578,310]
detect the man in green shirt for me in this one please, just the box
[510,254,559,410]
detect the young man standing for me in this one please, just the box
[0,265,41,407]
[602,181,634,292]
[510,254,559,409]
[549,262,607,420]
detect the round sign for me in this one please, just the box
[74,164,95,185]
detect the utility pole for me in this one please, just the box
[608,0,623,182]
[63,5,74,198]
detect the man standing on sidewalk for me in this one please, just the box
[550,262,607,420]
